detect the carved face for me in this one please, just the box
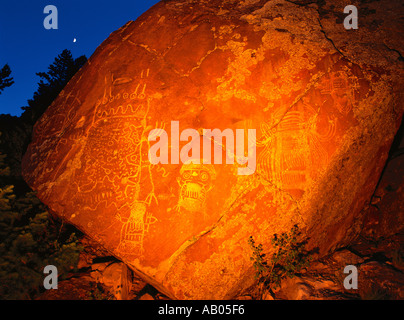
[177,161,216,212]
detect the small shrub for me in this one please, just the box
[249,224,311,296]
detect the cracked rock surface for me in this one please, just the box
[22,0,403,299]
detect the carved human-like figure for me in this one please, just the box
[257,103,334,200]
[176,160,216,214]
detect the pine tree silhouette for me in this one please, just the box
[0,64,14,95]
[21,49,87,124]
[0,50,87,176]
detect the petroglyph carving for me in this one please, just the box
[98,69,150,105]
[257,104,333,197]
[176,160,216,214]
[318,71,358,115]
[117,202,157,255]
[35,93,82,140]
[70,70,159,256]
[77,114,155,207]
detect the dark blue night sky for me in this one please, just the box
[0,0,160,116]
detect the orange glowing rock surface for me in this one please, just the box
[22,0,403,299]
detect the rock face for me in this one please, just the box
[361,132,404,240]
[22,0,404,299]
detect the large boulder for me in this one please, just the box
[22,0,403,299]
